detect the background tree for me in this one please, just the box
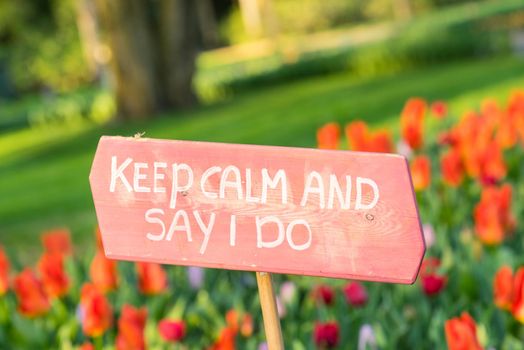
[94,0,199,120]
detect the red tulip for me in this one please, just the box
[38,252,69,298]
[401,98,426,150]
[13,269,50,317]
[343,281,368,306]
[431,100,448,119]
[419,258,446,296]
[0,246,9,295]
[313,285,335,306]
[422,275,446,296]
[444,312,482,350]
[136,262,168,295]
[90,250,118,293]
[512,267,524,323]
[313,321,339,349]
[317,123,340,150]
[159,319,186,342]
[410,156,431,191]
[41,229,72,256]
[80,283,113,337]
[493,266,513,310]
[116,305,147,350]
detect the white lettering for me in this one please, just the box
[166,209,192,242]
[153,162,167,193]
[327,175,351,209]
[256,216,285,248]
[193,211,216,255]
[220,165,243,200]
[169,164,194,209]
[355,177,379,210]
[300,171,325,209]
[286,219,312,251]
[261,168,287,204]
[110,156,133,192]
[133,162,150,192]
[200,166,221,199]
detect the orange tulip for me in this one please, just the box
[209,327,236,350]
[478,142,506,186]
[225,309,239,333]
[240,314,253,337]
[80,283,113,337]
[441,149,464,186]
[368,130,394,153]
[512,267,524,323]
[345,121,393,153]
[224,309,253,338]
[474,184,515,245]
[317,123,340,150]
[496,113,518,149]
[0,246,9,295]
[345,121,367,151]
[90,250,118,293]
[116,305,147,350]
[38,252,69,298]
[13,269,50,317]
[79,343,95,350]
[95,226,104,250]
[444,312,482,350]
[401,98,426,150]
[507,90,524,143]
[41,229,72,256]
[494,266,513,310]
[410,156,431,191]
[136,262,168,295]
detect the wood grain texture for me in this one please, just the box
[256,272,284,350]
[89,136,425,284]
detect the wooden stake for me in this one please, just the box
[256,272,284,350]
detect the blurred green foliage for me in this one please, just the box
[0,0,90,93]
[220,0,511,44]
[207,0,523,95]
[1,56,523,256]
[0,88,114,133]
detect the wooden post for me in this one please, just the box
[256,272,284,350]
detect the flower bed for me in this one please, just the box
[1,91,524,349]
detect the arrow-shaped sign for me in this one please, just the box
[89,136,425,284]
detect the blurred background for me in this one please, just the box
[0,0,523,254]
[1,1,524,349]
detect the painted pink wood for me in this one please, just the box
[89,136,425,284]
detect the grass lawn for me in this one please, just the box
[1,55,523,257]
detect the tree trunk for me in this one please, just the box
[158,0,198,109]
[195,0,220,48]
[94,0,199,120]
[75,0,101,78]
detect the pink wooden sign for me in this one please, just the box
[89,136,425,284]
